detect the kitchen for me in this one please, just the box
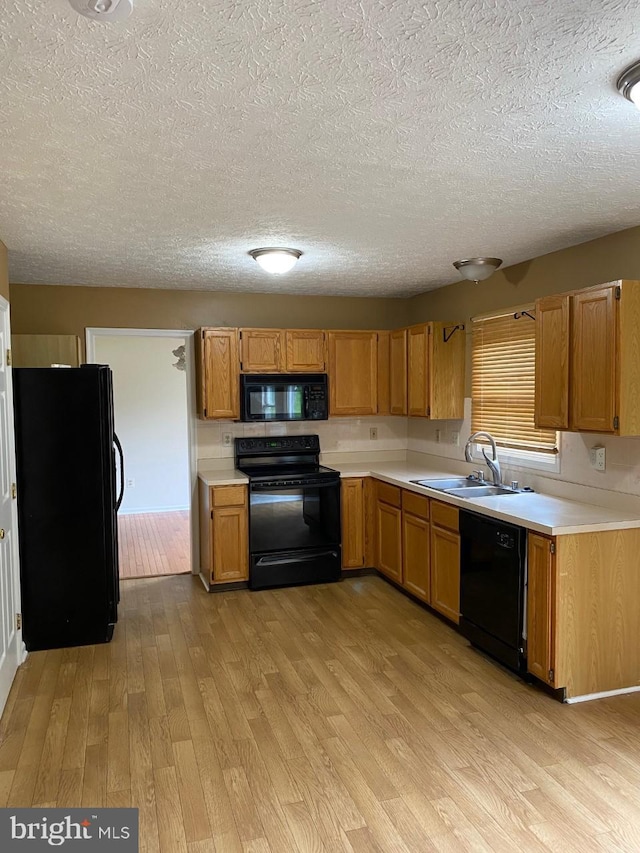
[3,0,640,850]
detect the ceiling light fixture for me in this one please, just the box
[68,0,133,22]
[249,248,302,274]
[617,59,640,109]
[453,257,503,284]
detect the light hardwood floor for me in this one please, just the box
[118,511,190,578]
[2,574,640,852]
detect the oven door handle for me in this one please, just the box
[250,479,340,492]
[255,550,339,567]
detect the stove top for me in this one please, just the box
[235,435,338,484]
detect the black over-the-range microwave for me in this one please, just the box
[240,373,328,422]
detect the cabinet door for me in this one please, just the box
[389,329,408,415]
[341,478,365,569]
[430,322,465,420]
[376,501,402,583]
[407,324,430,417]
[430,524,460,623]
[285,330,326,372]
[328,332,378,415]
[527,533,556,685]
[240,329,285,372]
[197,328,239,419]
[403,512,430,603]
[535,295,570,429]
[570,285,617,433]
[212,505,248,582]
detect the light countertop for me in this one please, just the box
[198,459,640,536]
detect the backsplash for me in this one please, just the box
[408,399,640,513]
[196,416,408,459]
[197,403,640,512]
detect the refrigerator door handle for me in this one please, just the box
[113,432,125,511]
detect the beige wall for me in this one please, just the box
[8,285,407,352]
[0,241,9,302]
[408,223,640,322]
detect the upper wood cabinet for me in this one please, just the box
[195,328,239,419]
[389,329,408,415]
[534,295,570,429]
[534,280,640,435]
[239,329,326,373]
[240,329,285,372]
[285,330,326,372]
[11,334,82,367]
[327,331,379,416]
[406,322,465,419]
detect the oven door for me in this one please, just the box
[249,479,341,553]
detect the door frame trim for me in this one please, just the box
[85,327,199,574]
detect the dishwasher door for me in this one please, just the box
[459,510,527,672]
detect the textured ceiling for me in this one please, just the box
[1,0,640,297]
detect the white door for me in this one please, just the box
[0,297,22,715]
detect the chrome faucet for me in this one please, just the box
[464,431,502,486]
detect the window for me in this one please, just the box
[471,308,558,458]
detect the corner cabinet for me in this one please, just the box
[406,322,466,419]
[341,477,376,569]
[535,279,640,435]
[199,482,248,584]
[195,328,240,419]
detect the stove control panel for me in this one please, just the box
[235,435,320,455]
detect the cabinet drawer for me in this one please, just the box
[430,500,459,532]
[211,485,247,507]
[377,481,401,508]
[402,490,429,520]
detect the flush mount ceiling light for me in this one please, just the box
[249,248,302,274]
[617,59,640,109]
[453,257,503,284]
[68,0,133,22]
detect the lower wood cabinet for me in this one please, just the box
[401,491,430,603]
[199,482,248,584]
[526,533,556,686]
[341,478,366,568]
[376,483,402,583]
[429,501,460,624]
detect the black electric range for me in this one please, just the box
[235,436,342,590]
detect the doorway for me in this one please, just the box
[86,329,196,579]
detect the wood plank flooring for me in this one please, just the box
[118,511,190,578]
[2,574,640,851]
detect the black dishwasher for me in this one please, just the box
[459,510,527,673]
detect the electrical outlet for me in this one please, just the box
[435,429,441,443]
[589,445,606,471]
[223,432,233,446]
[126,478,135,488]
[369,427,378,440]
[451,430,460,446]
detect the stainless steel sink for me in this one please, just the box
[445,485,519,497]
[410,477,485,491]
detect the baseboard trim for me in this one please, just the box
[564,685,640,704]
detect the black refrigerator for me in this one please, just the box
[12,365,124,651]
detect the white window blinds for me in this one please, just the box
[471,309,557,453]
